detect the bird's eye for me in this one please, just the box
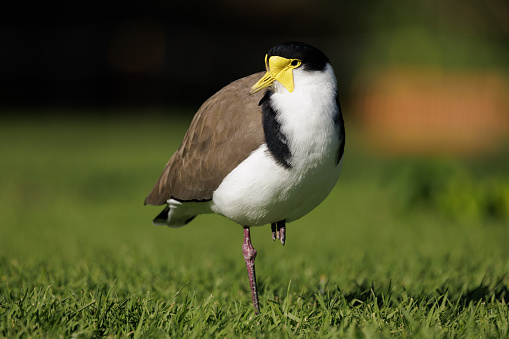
[290,59,301,68]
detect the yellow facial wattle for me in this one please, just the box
[250,55,302,94]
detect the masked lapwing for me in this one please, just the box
[145,41,345,314]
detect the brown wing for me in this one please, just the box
[145,72,266,205]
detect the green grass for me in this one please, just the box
[1,113,509,337]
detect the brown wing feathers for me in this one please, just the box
[145,72,266,205]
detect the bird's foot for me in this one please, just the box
[243,226,260,314]
[271,220,286,246]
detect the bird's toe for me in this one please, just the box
[270,221,286,246]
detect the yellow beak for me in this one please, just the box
[249,55,301,95]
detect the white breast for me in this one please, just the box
[211,64,343,226]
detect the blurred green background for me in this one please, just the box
[1,0,509,316]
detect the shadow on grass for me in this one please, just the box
[436,274,509,306]
[305,275,508,312]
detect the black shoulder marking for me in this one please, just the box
[258,90,271,106]
[334,94,346,164]
[260,91,292,169]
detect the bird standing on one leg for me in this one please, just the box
[145,41,345,314]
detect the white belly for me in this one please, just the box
[211,143,342,226]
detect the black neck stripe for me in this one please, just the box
[334,94,346,164]
[259,91,292,169]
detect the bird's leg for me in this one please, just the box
[277,220,286,246]
[242,226,260,314]
[271,220,286,245]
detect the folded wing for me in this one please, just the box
[145,72,266,205]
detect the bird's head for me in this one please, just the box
[250,41,330,95]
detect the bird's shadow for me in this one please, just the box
[291,275,508,312]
